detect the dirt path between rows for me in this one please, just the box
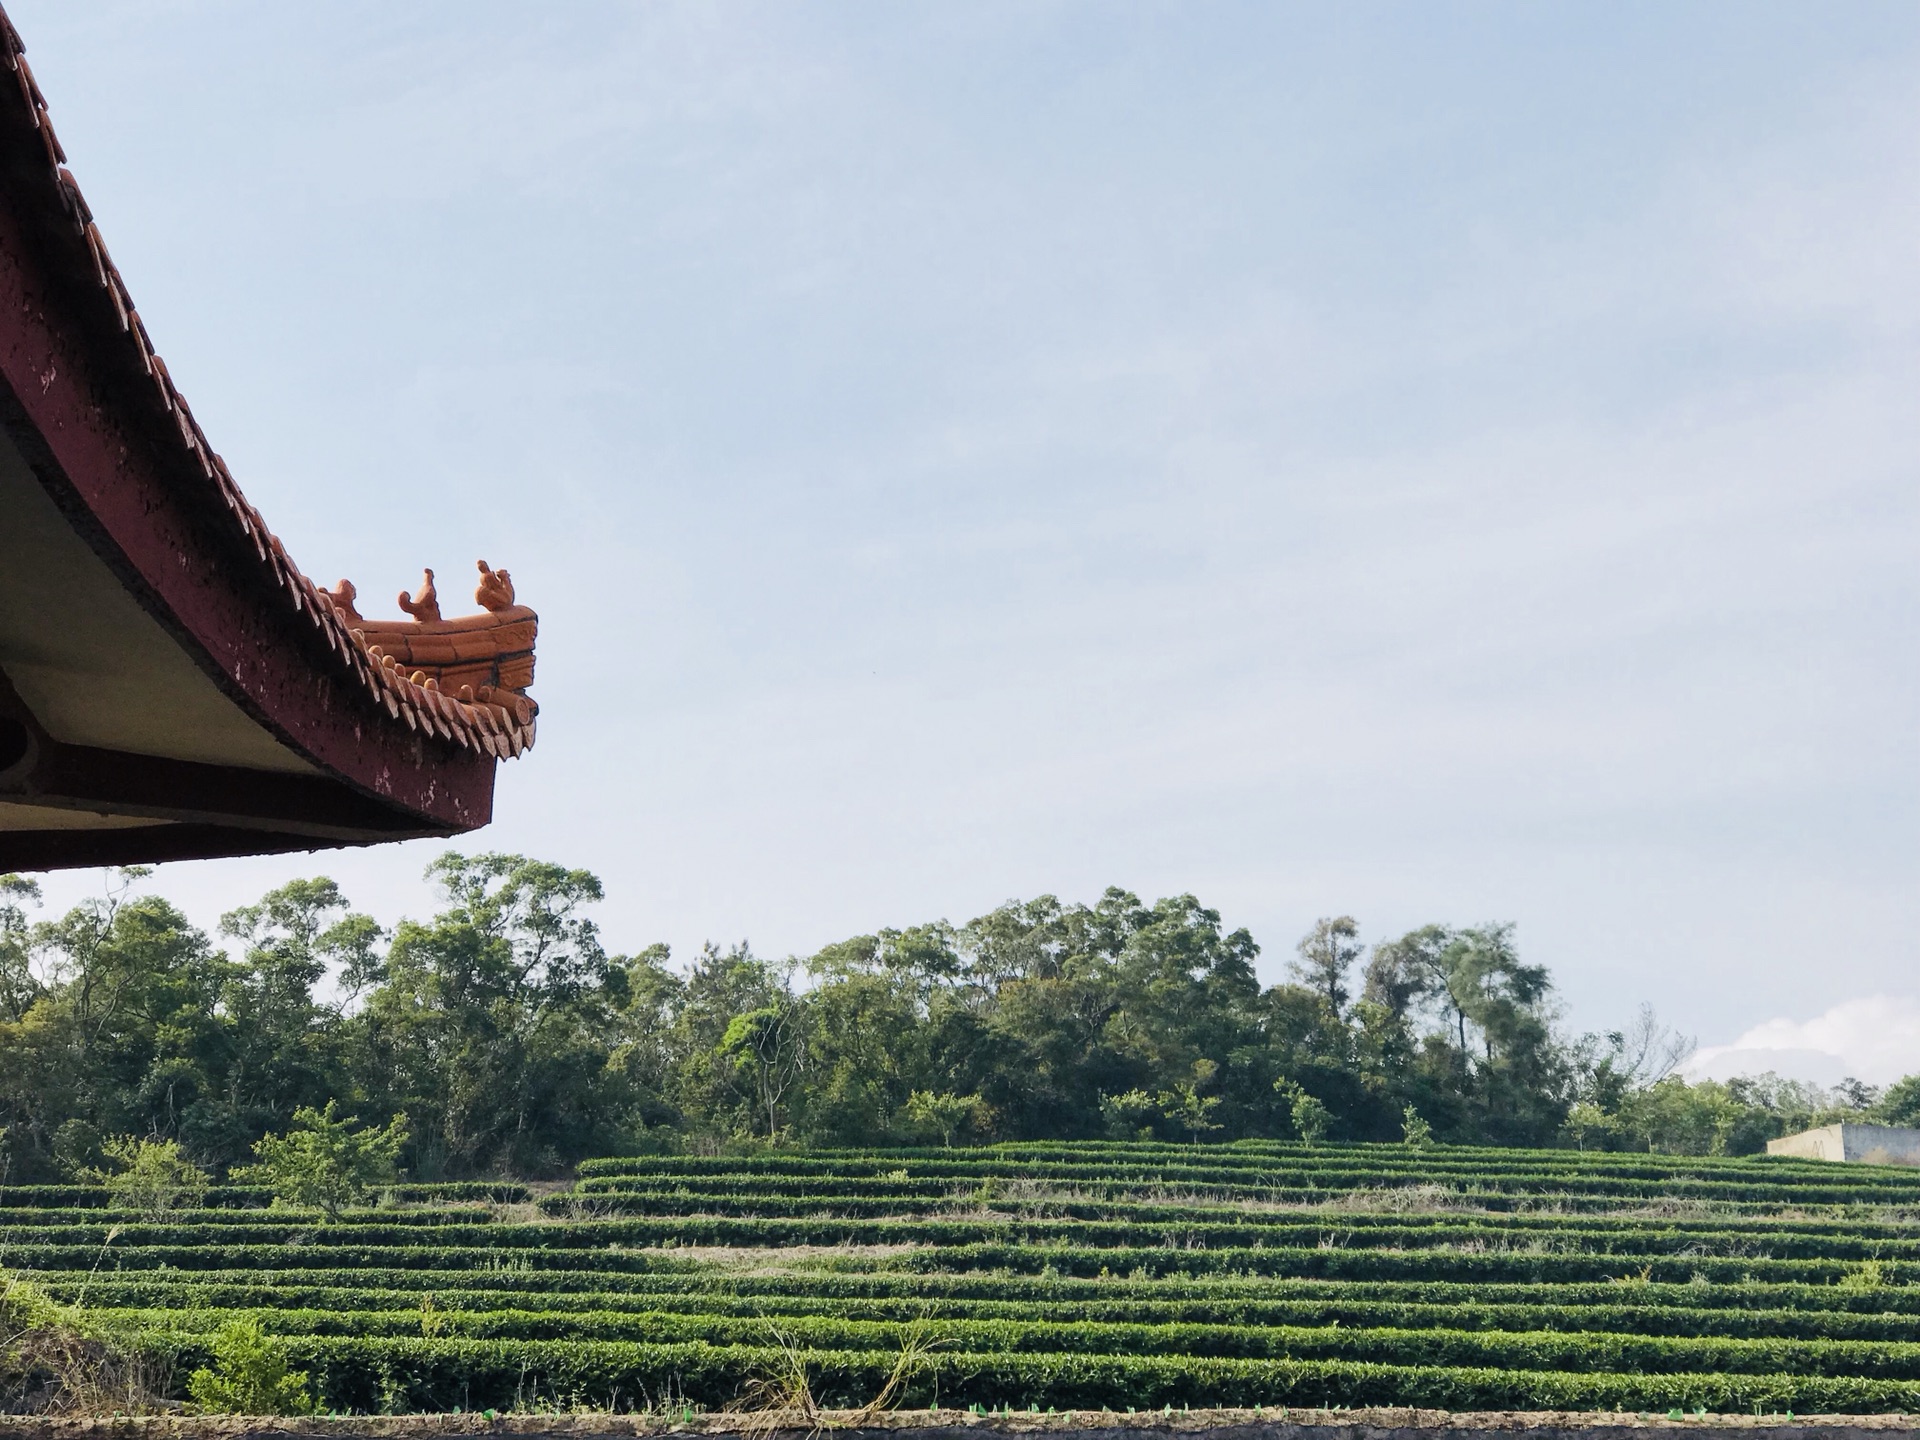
[5,1411,1920,1440]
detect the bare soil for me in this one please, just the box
[4,1411,1920,1440]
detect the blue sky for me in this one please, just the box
[16,2,1920,1076]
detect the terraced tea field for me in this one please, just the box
[10,1142,1920,1414]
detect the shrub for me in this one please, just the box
[231,1102,406,1219]
[1873,1075,1920,1128]
[1402,1106,1434,1149]
[1275,1080,1330,1144]
[80,1138,208,1217]
[1,1267,165,1413]
[904,1092,990,1148]
[186,1318,315,1415]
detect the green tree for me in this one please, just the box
[234,1101,406,1217]
[959,888,1261,1138]
[1365,922,1566,1144]
[195,879,375,1168]
[798,951,925,1144]
[352,854,626,1174]
[1874,1075,1920,1127]
[904,1090,988,1147]
[1099,1089,1161,1140]
[1400,1104,1432,1148]
[1362,924,1449,1022]
[0,872,225,1180]
[1160,1059,1223,1145]
[1290,916,1362,1015]
[603,943,688,1138]
[1563,1101,1617,1152]
[1275,1077,1331,1143]
[716,998,807,1141]
[80,1135,209,1216]
[0,875,40,1024]
[0,860,1700,1162]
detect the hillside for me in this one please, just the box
[9,1141,1920,1413]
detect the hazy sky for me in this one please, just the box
[14,2,1919,1079]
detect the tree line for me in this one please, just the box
[0,856,1912,1181]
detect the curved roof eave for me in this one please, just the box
[0,4,541,868]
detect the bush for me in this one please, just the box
[186,1318,315,1415]
[231,1102,407,1219]
[904,1091,990,1148]
[1274,1081,1330,1144]
[1402,1106,1434,1148]
[79,1137,208,1217]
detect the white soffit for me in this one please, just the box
[0,431,316,775]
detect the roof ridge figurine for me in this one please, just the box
[321,578,362,624]
[475,559,515,612]
[397,567,441,623]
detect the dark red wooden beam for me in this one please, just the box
[8,740,447,841]
[0,821,382,871]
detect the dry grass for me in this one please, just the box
[1320,1184,1468,1214]
[485,1201,550,1226]
[2,1269,174,1415]
[655,1244,923,1275]
[729,1319,941,1435]
[931,1177,1489,1221]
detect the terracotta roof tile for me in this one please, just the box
[0,10,538,761]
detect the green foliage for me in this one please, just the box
[362,853,626,1176]
[1838,1259,1888,1293]
[0,854,1604,1177]
[716,999,807,1141]
[1563,1101,1616,1151]
[1275,1079,1330,1144]
[1291,916,1363,1014]
[1579,1071,1874,1158]
[0,874,40,1028]
[904,1091,989,1147]
[1162,1062,1224,1145]
[4,849,1913,1210]
[1,1265,66,1337]
[186,1317,315,1415]
[1874,1076,1920,1128]
[1401,1105,1433,1148]
[232,1103,405,1218]
[1099,1090,1160,1141]
[79,1136,209,1217]
[12,1135,1920,1414]
[167,1334,1920,1413]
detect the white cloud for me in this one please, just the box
[1687,997,1920,1088]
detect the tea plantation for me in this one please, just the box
[11,1141,1920,1413]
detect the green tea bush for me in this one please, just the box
[10,1138,1920,1413]
[186,1318,316,1415]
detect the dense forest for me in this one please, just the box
[1,854,1914,1182]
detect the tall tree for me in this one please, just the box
[0,874,40,1023]
[717,999,808,1140]
[1291,916,1363,1014]
[354,853,623,1175]
[1362,923,1449,1020]
[4,871,224,1172]
[206,879,375,1162]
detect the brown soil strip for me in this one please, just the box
[4,1411,1920,1440]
